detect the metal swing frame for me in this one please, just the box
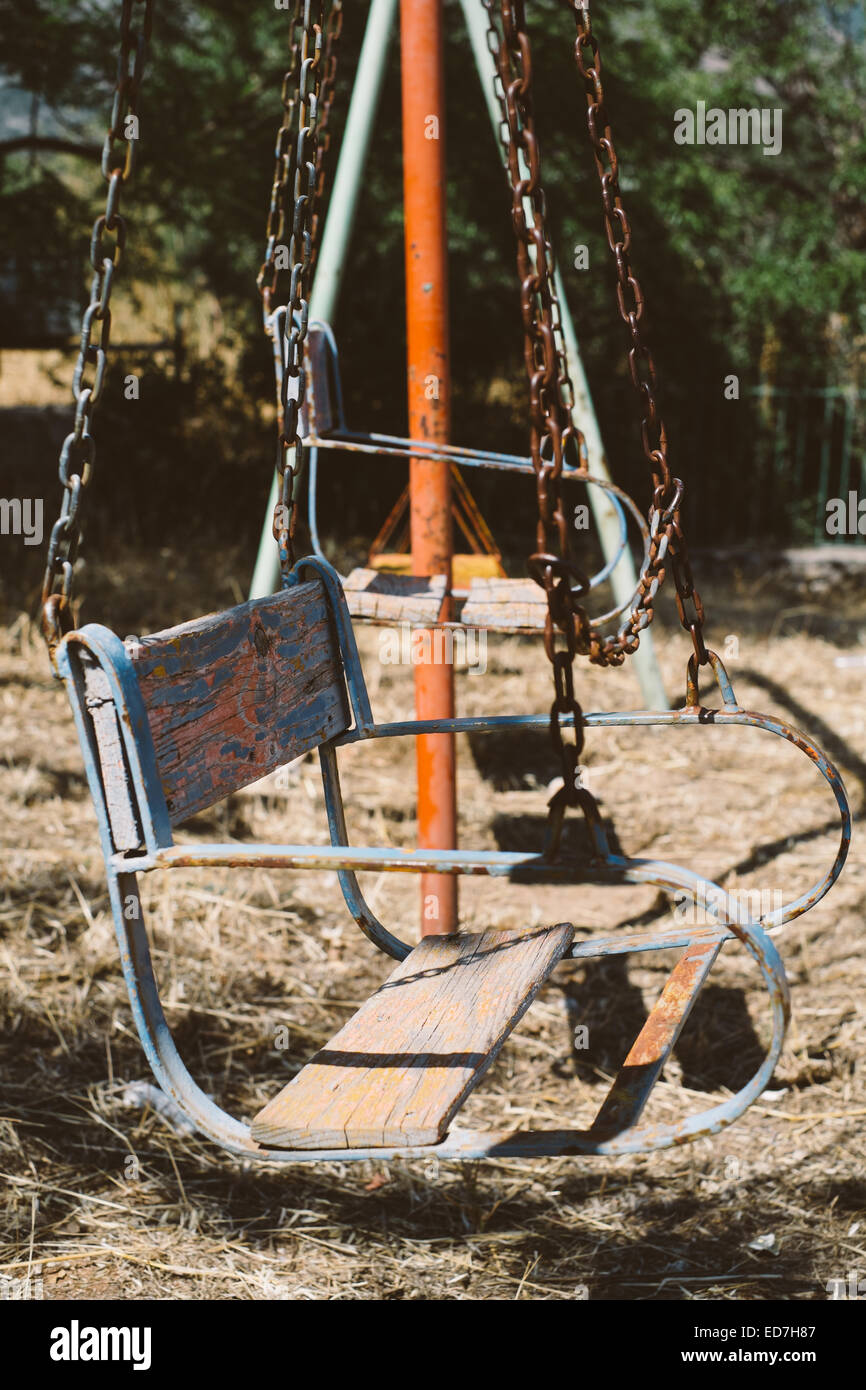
[54,554,851,1164]
[37,0,853,1166]
[300,319,650,625]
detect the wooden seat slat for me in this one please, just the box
[251,923,574,1149]
[590,940,722,1136]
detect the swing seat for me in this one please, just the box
[54,555,850,1163]
[251,925,727,1152]
[340,567,551,632]
[41,0,853,1171]
[302,322,648,628]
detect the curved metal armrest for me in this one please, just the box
[333,655,852,937]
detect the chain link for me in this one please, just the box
[257,0,328,581]
[41,0,153,651]
[482,1,580,432]
[309,0,343,279]
[566,1,709,666]
[257,2,303,327]
[256,0,339,319]
[491,0,590,811]
[489,0,713,817]
[277,1,324,579]
[491,2,710,683]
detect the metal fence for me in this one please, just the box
[671,385,865,547]
[754,387,865,545]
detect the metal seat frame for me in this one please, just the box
[55,555,851,1164]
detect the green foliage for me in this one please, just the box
[1,0,864,547]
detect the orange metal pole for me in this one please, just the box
[400,0,457,936]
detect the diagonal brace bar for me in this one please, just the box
[589,939,722,1136]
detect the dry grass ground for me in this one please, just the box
[1,549,864,1301]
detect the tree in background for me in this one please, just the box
[1,0,864,553]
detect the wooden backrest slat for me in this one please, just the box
[81,654,144,852]
[129,579,349,825]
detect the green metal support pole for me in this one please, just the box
[458,0,668,710]
[250,0,400,600]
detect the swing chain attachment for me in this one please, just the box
[40,0,154,654]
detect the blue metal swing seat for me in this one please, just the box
[299,320,650,630]
[55,554,851,1163]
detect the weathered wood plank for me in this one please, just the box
[590,939,722,1136]
[342,568,448,624]
[130,579,349,825]
[460,577,547,631]
[342,571,549,630]
[251,922,574,1149]
[81,655,142,852]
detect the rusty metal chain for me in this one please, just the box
[272,0,325,580]
[493,2,709,683]
[258,0,338,319]
[495,0,591,814]
[309,0,343,279]
[482,0,580,433]
[566,1,708,667]
[256,2,332,579]
[257,1,304,329]
[41,0,154,653]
